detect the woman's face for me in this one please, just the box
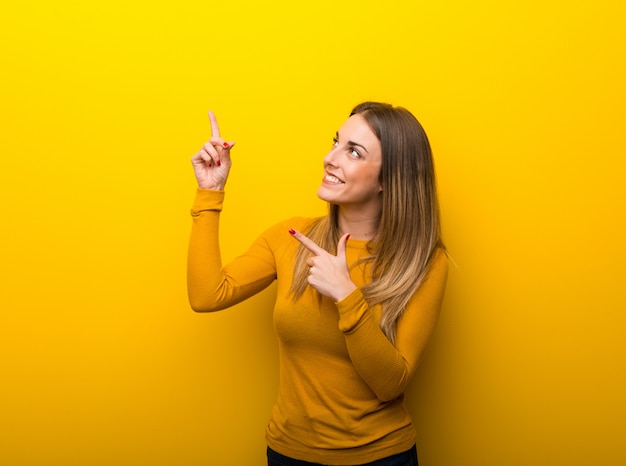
[317,114,383,213]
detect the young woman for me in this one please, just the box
[187,102,448,466]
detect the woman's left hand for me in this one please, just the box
[289,229,357,302]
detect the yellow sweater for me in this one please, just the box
[188,189,448,465]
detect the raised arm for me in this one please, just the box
[187,112,274,312]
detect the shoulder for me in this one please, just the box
[420,247,449,292]
[257,216,322,244]
[264,216,321,235]
[252,217,322,262]
[431,247,449,268]
[427,247,449,278]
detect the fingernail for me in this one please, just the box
[217,160,221,167]
[288,228,296,235]
[346,234,350,240]
[223,142,229,148]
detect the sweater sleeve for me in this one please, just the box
[187,189,277,312]
[336,249,449,401]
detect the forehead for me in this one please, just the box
[338,114,379,146]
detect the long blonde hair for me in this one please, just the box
[290,102,444,344]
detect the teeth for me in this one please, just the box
[325,174,343,184]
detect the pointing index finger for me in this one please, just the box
[289,229,325,256]
[208,111,221,138]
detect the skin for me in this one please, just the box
[316,113,383,233]
[191,111,383,303]
[191,111,235,191]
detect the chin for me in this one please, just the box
[317,186,337,203]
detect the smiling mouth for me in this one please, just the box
[324,173,344,184]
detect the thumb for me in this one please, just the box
[336,233,351,262]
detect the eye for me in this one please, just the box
[332,137,339,147]
[349,147,362,158]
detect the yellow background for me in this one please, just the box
[1,1,625,465]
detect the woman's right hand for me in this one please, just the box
[191,111,236,190]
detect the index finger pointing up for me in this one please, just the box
[208,111,221,138]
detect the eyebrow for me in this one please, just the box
[335,131,369,153]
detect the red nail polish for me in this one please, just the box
[223,142,229,148]
[216,160,221,167]
[288,228,296,235]
[346,234,350,241]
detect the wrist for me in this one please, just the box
[198,183,225,191]
[334,283,357,303]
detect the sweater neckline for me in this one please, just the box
[345,238,374,249]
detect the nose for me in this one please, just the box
[324,146,339,167]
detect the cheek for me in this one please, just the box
[362,171,382,193]
[369,167,383,188]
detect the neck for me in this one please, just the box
[337,206,380,241]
